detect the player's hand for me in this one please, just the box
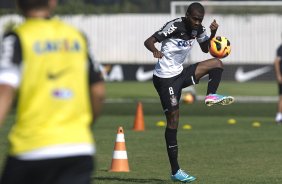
[210,19,219,38]
[153,50,164,59]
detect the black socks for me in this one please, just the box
[165,128,180,175]
[207,68,223,95]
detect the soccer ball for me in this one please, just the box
[209,36,231,58]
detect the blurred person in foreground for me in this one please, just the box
[144,2,234,183]
[0,0,105,183]
[274,33,282,125]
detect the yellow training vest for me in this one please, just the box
[9,18,94,155]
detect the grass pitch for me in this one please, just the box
[93,102,281,184]
[1,81,282,184]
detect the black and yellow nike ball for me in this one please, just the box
[209,36,231,59]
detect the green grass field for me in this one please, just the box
[1,81,282,184]
[105,81,277,99]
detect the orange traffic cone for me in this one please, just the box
[133,102,145,131]
[109,127,130,172]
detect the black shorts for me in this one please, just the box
[0,155,94,184]
[153,63,199,113]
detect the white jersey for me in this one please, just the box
[153,17,209,78]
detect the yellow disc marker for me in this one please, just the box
[252,121,261,128]
[227,118,236,125]
[183,124,192,130]
[156,121,166,127]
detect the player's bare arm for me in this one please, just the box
[199,19,219,53]
[144,36,164,59]
[0,84,15,127]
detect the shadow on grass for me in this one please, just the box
[94,176,166,184]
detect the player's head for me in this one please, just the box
[185,2,205,29]
[16,0,57,15]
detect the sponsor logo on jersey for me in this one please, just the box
[177,40,193,47]
[178,40,188,47]
[162,24,177,37]
[52,88,73,99]
[48,68,69,80]
[34,39,81,54]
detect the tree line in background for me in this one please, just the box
[1,0,176,14]
[0,0,282,15]
[57,0,172,14]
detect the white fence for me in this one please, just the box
[0,14,281,64]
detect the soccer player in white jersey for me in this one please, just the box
[144,2,234,183]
